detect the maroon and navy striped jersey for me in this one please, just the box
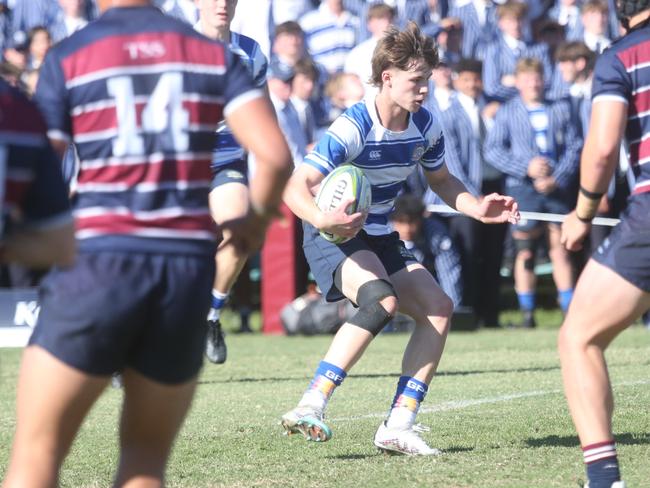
[0,79,71,239]
[592,25,650,196]
[33,6,262,255]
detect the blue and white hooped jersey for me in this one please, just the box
[194,25,268,169]
[304,96,446,235]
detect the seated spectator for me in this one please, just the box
[299,0,359,74]
[483,1,552,102]
[441,58,507,327]
[485,57,582,327]
[344,2,395,95]
[449,0,499,60]
[389,193,463,309]
[580,0,611,53]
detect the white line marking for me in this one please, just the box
[330,379,650,423]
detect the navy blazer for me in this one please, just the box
[484,95,582,191]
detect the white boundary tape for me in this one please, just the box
[426,204,621,227]
[330,378,650,423]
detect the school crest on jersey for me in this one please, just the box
[411,144,425,161]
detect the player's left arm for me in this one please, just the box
[424,164,519,224]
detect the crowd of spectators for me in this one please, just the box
[0,0,640,327]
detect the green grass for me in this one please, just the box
[1,319,649,487]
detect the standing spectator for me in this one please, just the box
[291,56,320,149]
[425,60,455,113]
[449,0,499,60]
[442,58,507,327]
[485,57,581,327]
[580,0,611,53]
[558,3,650,486]
[2,1,292,487]
[49,0,90,43]
[483,2,552,102]
[548,0,583,41]
[344,2,395,94]
[272,0,313,25]
[267,61,309,166]
[299,0,359,74]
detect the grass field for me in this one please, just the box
[1,317,649,487]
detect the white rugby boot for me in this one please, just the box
[281,405,332,442]
[373,421,441,456]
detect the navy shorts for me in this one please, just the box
[592,194,650,292]
[302,222,417,302]
[210,159,248,191]
[29,251,215,384]
[507,182,575,232]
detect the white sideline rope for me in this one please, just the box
[426,204,621,227]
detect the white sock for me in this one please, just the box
[385,406,417,430]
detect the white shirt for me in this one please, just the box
[584,31,611,54]
[231,0,273,60]
[343,36,378,93]
[64,16,87,36]
[473,0,488,26]
[456,92,481,137]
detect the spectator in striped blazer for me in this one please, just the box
[485,58,581,327]
[448,0,499,61]
[482,2,553,102]
[299,0,360,74]
[48,0,91,43]
[441,58,507,327]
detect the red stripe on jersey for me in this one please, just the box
[72,100,222,136]
[617,39,650,71]
[61,32,226,82]
[77,158,212,186]
[0,93,47,134]
[76,213,215,233]
[629,89,650,117]
[628,136,650,163]
[633,181,650,194]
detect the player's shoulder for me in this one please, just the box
[412,105,438,135]
[339,99,374,136]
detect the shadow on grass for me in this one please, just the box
[526,432,650,448]
[197,365,560,385]
[325,454,376,460]
[443,446,474,454]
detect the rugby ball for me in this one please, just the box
[315,165,371,244]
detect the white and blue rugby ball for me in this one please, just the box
[315,165,371,244]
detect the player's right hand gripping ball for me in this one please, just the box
[315,165,371,244]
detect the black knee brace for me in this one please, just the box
[347,279,397,336]
[514,237,538,271]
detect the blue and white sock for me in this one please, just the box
[208,289,228,321]
[299,361,347,411]
[386,376,428,429]
[583,440,621,488]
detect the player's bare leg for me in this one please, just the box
[559,260,650,445]
[370,262,452,456]
[113,369,197,488]
[206,183,250,363]
[3,346,109,488]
